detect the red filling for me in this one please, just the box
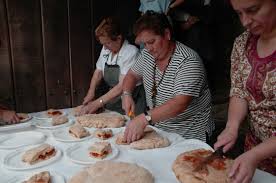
[90,151,108,158]
[98,133,112,139]
[183,155,201,164]
[38,149,55,160]
[48,111,62,116]
[209,158,226,170]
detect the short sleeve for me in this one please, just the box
[173,55,206,97]
[139,0,146,13]
[229,38,248,99]
[119,47,139,75]
[96,46,109,71]
[131,51,144,77]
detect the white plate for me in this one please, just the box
[52,127,91,142]
[66,143,119,165]
[34,118,74,130]
[17,171,65,183]
[3,145,62,171]
[31,110,67,120]
[17,113,32,123]
[0,120,33,132]
[0,131,46,149]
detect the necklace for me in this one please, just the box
[151,43,175,107]
[151,52,174,107]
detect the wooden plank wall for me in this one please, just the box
[0,0,139,112]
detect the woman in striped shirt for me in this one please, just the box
[122,11,214,143]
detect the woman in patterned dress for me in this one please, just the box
[214,0,276,182]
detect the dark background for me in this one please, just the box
[0,0,242,113]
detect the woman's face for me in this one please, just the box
[136,29,171,61]
[98,35,122,54]
[231,0,276,35]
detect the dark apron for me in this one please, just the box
[103,56,146,115]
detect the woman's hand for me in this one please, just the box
[229,150,259,183]
[1,110,20,124]
[123,114,148,143]
[122,95,135,116]
[82,90,95,105]
[214,126,238,153]
[79,100,101,115]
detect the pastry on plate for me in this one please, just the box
[69,123,90,138]
[51,115,68,126]
[46,109,63,118]
[22,144,56,165]
[23,171,51,183]
[17,113,30,121]
[93,129,113,140]
[88,141,112,159]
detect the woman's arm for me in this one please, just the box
[148,95,192,122]
[124,94,193,143]
[230,136,276,183]
[83,69,103,105]
[214,96,248,152]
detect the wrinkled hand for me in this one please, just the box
[229,151,259,183]
[123,114,148,143]
[82,90,95,105]
[122,95,135,116]
[2,110,20,124]
[214,126,238,153]
[79,101,101,115]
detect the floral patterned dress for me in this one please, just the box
[230,31,276,175]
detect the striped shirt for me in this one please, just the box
[131,41,214,142]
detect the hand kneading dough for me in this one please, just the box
[116,126,170,150]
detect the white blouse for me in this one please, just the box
[96,40,139,76]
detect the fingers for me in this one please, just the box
[12,115,20,123]
[229,159,241,181]
[223,142,234,153]
[214,130,236,152]
[131,133,138,143]
[79,105,89,115]
[214,139,232,153]
[123,125,130,143]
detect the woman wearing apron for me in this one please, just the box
[80,17,146,115]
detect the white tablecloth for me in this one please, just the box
[0,108,275,183]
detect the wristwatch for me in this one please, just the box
[144,111,153,126]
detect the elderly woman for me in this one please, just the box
[122,11,214,143]
[80,17,146,115]
[214,0,276,182]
